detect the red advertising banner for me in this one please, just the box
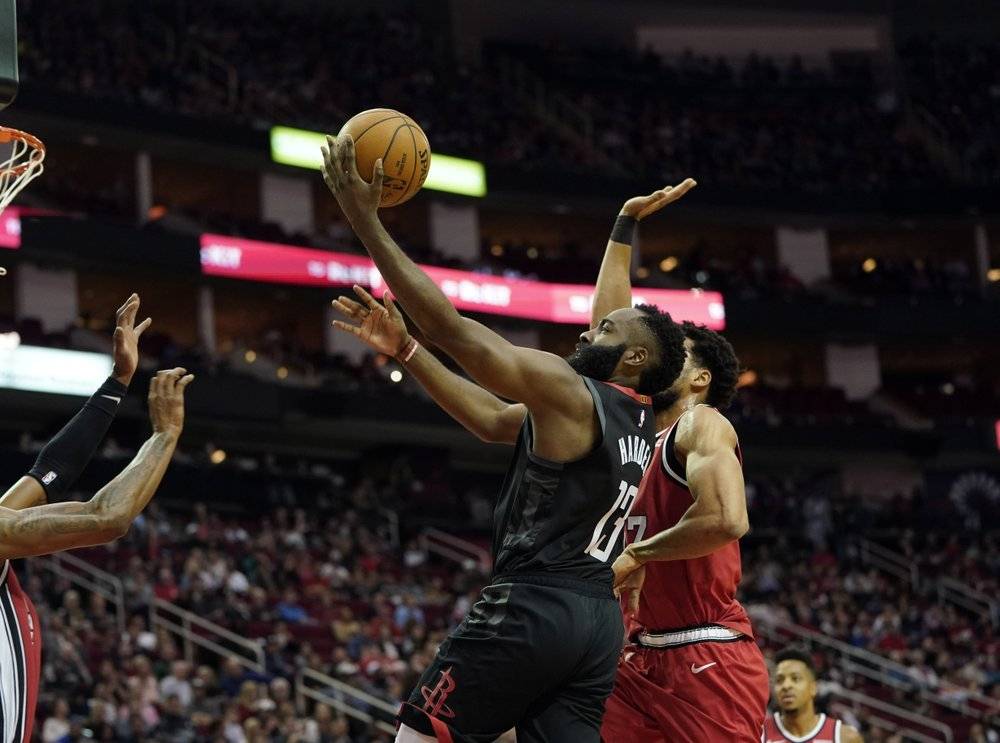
[200,234,725,329]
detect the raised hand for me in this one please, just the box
[620,178,697,221]
[112,293,152,386]
[148,368,194,437]
[320,134,383,225]
[331,284,411,357]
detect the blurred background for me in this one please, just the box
[0,0,998,741]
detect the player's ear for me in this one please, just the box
[692,366,712,391]
[623,345,648,370]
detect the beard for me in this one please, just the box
[565,343,625,381]
[651,387,680,411]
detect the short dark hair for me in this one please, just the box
[633,304,686,396]
[682,322,740,411]
[774,647,817,678]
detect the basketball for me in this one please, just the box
[338,108,431,208]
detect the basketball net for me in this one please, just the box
[0,126,45,276]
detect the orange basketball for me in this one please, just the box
[338,108,431,207]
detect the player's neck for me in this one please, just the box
[780,706,821,735]
[653,393,704,432]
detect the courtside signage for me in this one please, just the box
[201,234,725,329]
[0,344,113,396]
[270,125,487,198]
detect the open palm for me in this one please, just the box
[331,284,410,356]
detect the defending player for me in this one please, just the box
[0,295,193,743]
[322,135,686,743]
[596,187,769,742]
[762,647,863,743]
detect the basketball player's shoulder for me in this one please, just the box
[840,723,864,743]
[674,405,736,451]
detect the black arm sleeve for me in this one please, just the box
[27,376,128,501]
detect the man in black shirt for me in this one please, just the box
[323,137,686,743]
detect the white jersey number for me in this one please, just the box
[584,480,639,563]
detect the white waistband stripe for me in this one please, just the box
[638,625,742,648]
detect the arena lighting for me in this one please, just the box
[0,345,112,396]
[390,370,403,383]
[210,449,227,465]
[987,268,1000,282]
[200,234,726,329]
[270,125,487,198]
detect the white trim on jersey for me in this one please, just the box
[774,712,827,743]
[0,580,27,743]
[0,560,8,587]
[834,719,843,743]
[661,436,689,487]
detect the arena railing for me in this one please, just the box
[420,527,491,571]
[149,597,265,673]
[827,686,954,743]
[295,667,397,735]
[751,609,997,722]
[857,537,919,589]
[37,550,126,632]
[857,537,999,627]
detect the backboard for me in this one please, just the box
[0,0,16,110]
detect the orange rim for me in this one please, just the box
[0,126,46,177]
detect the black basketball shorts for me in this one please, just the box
[397,574,623,743]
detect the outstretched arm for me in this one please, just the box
[0,368,193,561]
[841,726,864,743]
[321,136,590,422]
[590,180,698,330]
[613,407,747,607]
[332,286,525,444]
[0,293,152,511]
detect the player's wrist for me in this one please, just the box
[625,543,650,565]
[610,214,637,244]
[395,336,419,364]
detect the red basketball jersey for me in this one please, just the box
[624,412,754,638]
[762,712,845,743]
[0,560,41,743]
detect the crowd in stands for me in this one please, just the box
[16,1,1000,192]
[12,432,997,741]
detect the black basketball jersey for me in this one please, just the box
[490,377,657,588]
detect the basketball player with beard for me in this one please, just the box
[762,648,863,743]
[323,135,685,743]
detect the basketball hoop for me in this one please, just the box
[0,125,44,215]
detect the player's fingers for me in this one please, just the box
[135,317,152,337]
[117,294,140,327]
[352,284,380,310]
[372,158,384,188]
[383,292,402,319]
[177,373,195,390]
[332,298,364,319]
[338,135,358,182]
[115,293,139,320]
[331,320,363,337]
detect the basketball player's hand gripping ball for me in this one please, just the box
[321,134,383,225]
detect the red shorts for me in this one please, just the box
[601,637,769,743]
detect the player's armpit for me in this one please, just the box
[841,725,864,743]
[0,476,47,510]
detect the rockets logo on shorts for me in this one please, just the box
[420,666,457,719]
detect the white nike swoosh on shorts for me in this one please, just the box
[690,662,718,674]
